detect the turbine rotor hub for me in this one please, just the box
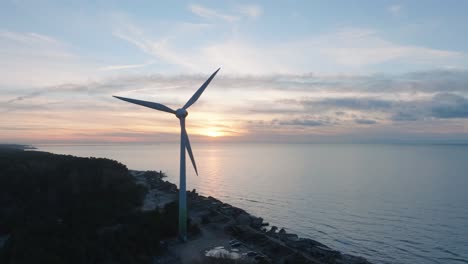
[176,108,188,118]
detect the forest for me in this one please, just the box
[0,147,189,264]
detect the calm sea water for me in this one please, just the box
[36,143,468,264]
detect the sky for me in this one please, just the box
[1,0,468,144]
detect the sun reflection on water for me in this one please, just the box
[198,147,224,198]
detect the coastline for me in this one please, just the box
[131,169,372,263]
[0,145,372,263]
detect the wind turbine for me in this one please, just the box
[113,68,220,241]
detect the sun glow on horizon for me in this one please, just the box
[205,129,223,138]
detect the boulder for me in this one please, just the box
[235,213,251,225]
[282,233,299,242]
[250,217,264,229]
[267,226,278,234]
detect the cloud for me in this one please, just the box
[277,119,326,127]
[318,29,462,68]
[387,93,468,121]
[431,93,468,118]
[0,30,61,46]
[306,98,393,110]
[388,4,402,15]
[358,95,466,120]
[2,68,468,143]
[113,22,466,75]
[99,62,154,71]
[189,4,263,22]
[305,92,468,122]
[189,4,239,22]
[355,119,377,125]
[0,30,99,87]
[112,29,200,71]
[3,5,468,143]
[237,5,263,18]
[391,111,420,121]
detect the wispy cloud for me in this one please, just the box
[112,22,466,75]
[0,30,61,45]
[189,4,239,22]
[237,4,263,18]
[0,29,75,60]
[388,4,403,15]
[99,61,154,71]
[318,28,461,68]
[188,3,263,22]
[0,29,98,87]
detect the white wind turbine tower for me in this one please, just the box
[113,68,220,241]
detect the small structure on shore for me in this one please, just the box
[113,68,221,241]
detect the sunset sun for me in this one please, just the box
[205,129,223,138]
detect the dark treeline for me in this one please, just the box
[0,148,190,264]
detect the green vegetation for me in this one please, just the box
[0,148,193,264]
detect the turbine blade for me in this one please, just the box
[183,68,220,110]
[113,96,176,114]
[183,128,198,176]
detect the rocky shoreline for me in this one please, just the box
[132,170,372,264]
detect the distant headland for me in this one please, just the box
[0,144,36,150]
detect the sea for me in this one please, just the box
[35,143,468,264]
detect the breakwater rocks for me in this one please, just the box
[192,195,370,264]
[137,171,371,264]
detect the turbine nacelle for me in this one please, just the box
[176,108,188,119]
